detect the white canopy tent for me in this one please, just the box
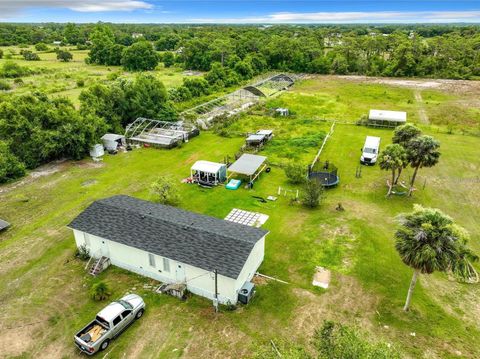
[191,161,227,186]
[368,109,407,127]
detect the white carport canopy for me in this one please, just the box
[191,160,224,174]
[228,154,267,176]
[368,109,407,123]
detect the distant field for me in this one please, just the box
[1,74,480,358]
[0,46,194,106]
[267,76,480,134]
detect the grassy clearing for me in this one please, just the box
[1,78,480,358]
[0,46,191,106]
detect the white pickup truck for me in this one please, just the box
[74,294,145,355]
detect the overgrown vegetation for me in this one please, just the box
[150,176,180,206]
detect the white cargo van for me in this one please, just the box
[360,136,381,165]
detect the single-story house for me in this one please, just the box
[101,134,125,151]
[0,219,10,232]
[68,196,268,304]
[190,160,227,186]
[368,109,407,128]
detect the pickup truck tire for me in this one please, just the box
[100,339,110,351]
[135,309,144,320]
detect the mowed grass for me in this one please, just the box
[1,79,480,358]
[0,46,191,106]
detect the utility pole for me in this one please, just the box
[213,269,219,313]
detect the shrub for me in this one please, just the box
[76,79,85,87]
[57,50,73,62]
[0,80,11,91]
[75,244,90,260]
[90,282,111,301]
[0,49,3,59]
[0,141,26,183]
[22,50,40,61]
[284,163,306,184]
[301,179,324,208]
[0,62,31,78]
[150,176,180,206]
[13,78,23,84]
[35,43,49,51]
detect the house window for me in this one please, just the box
[148,253,155,267]
[163,258,170,272]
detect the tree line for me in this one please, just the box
[1,23,479,79]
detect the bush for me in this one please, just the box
[76,79,85,87]
[150,176,180,206]
[57,50,73,62]
[35,43,49,51]
[21,50,40,61]
[0,80,11,91]
[0,49,3,59]
[75,244,90,261]
[0,62,31,78]
[162,51,175,68]
[284,163,306,184]
[301,179,324,208]
[90,282,111,301]
[0,141,26,183]
[13,78,23,84]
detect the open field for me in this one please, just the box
[1,77,480,358]
[0,46,193,106]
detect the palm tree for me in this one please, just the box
[379,144,408,196]
[392,124,421,184]
[395,205,478,311]
[406,135,440,196]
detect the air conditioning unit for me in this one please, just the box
[238,281,255,304]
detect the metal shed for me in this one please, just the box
[101,134,125,151]
[368,109,407,128]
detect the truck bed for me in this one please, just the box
[77,321,108,344]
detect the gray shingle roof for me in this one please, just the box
[68,195,268,279]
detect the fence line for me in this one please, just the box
[311,121,336,168]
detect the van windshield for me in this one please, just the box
[364,148,376,154]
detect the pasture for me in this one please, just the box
[0,46,191,106]
[0,77,480,358]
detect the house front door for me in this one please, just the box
[175,264,186,283]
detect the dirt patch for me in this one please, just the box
[0,160,68,195]
[0,322,42,357]
[291,274,379,338]
[337,75,480,96]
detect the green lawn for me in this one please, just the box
[1,78,480,358]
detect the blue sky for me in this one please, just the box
[1,1,480,23]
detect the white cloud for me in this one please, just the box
[0,0,153,16]
[190,10,480,24]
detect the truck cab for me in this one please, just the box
[360,136,381,165]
